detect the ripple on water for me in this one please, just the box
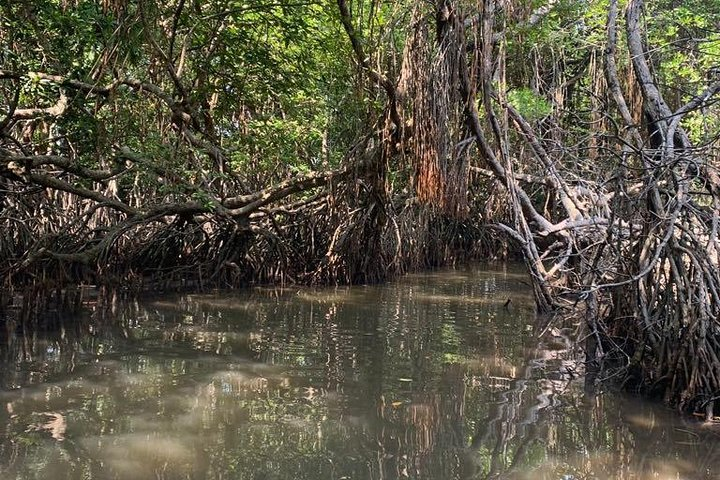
[79,433,197,477]
[1,264,720,480]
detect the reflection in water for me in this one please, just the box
[0,264,718,479]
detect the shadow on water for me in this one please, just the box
[0,263,718,479]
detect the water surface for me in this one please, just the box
[0,264,718,479]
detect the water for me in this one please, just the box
[0,264,718,479]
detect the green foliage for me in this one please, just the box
[645,0,720,141]
[184,1,358,172]
[507,88,552,120]
[1,0,364,189]
[0,1,114,73]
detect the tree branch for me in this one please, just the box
[336,0,402,129]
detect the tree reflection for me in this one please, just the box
[0,267,718,479]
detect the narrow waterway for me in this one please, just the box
[0,264,718,479]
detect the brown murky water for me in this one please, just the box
[0,264,718,479]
